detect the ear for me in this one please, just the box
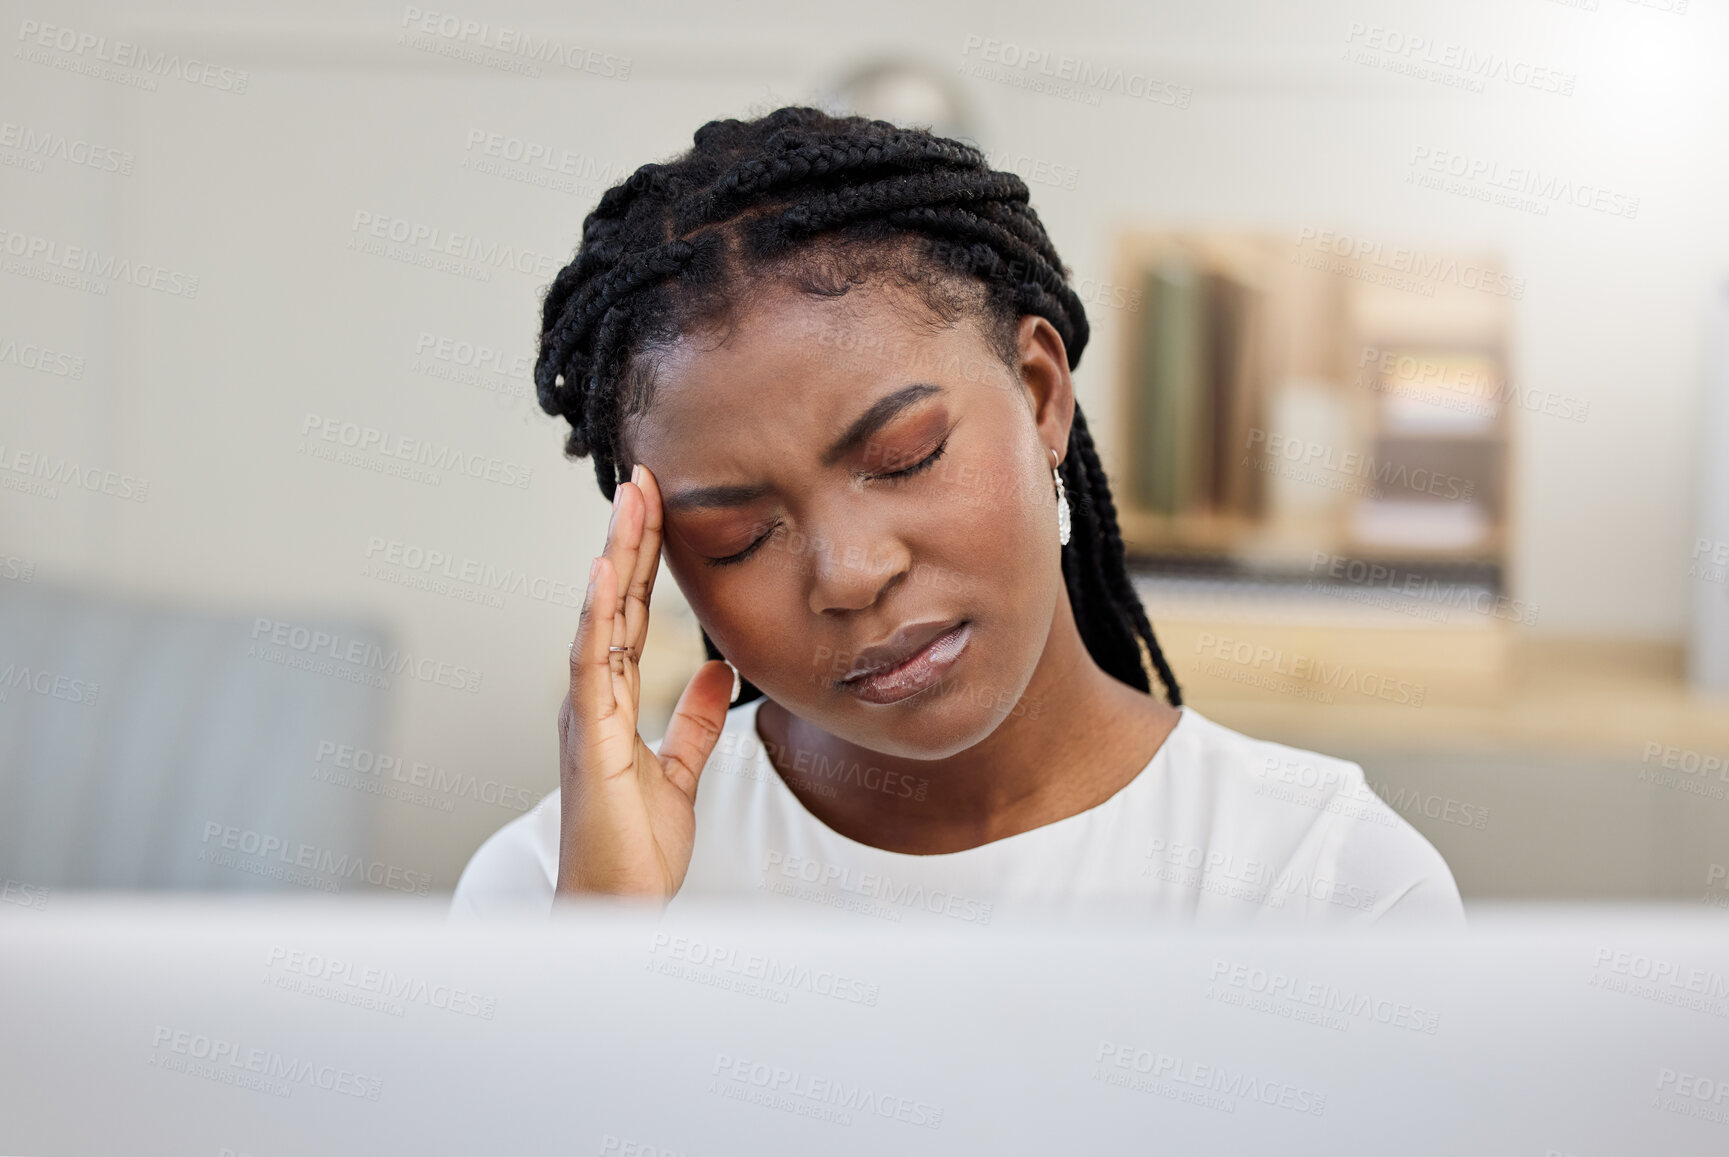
[1016,315,1076,466]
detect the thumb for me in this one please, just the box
[655,659,736,800]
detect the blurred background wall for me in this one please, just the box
[2,0,1726,904]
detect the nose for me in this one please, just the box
[807,523,910,616]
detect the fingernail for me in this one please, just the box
[630,463,643,485]
[607,487,621,537]
[588,556,600,591]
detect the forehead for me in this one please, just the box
[622,280,986,464]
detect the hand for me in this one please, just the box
[555,463,735,901]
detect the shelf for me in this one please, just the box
[1182,638,1729,759]
[1111,227,1515,579]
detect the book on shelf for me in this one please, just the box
[1116,230,1511,577]
[1206,268,1260,518]
[1134,258,1195,515]
[1130,255,1257,519]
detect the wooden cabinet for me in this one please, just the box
[1112,230,1520,707]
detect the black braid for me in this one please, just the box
[534,106,1181,708]
[1065,407,1183,705]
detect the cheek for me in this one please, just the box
[660,551,724,649]
[663,549,803,667]
[991,465,1067,619]
[936,458,1052,566]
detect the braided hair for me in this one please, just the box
[534,106,1182,708]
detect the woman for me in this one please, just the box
[451,106,1464,927]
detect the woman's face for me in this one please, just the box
[624,279,1075,760]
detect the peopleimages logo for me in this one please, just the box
[248,616,484,694]
[1342,22,1576,96]
[978,147,1079,191]
[1591,947,1729,997]
[0,226,200,297]
[150,1026,382,1100]
[709,1052,944,1129]
[959,35,1192,108]
[1247,427,1476,500]
[1254,755,1402,831]
[1638,740,1729,803]
[15,19,251,93]
[647,932,882,1007]
[1193,631,1428,708]
[1,878,49,910]
[313,738,538,813]
[461,129,630,185]
[1293,226,1525,299]
[0,662,99,706]
[1642,740,1729,782]
[1092,1040,1328,1115]
[199,822,433,895]
[1693,538,1729,586]
[1653,1067,1729,1127]
[362,535,583,609]
[0,334,85,378]
[398,7,631,79]
[349,211,560,280]
[761,851,994,924]
[0,121,135,173]
[0,443,149,502]
[1407,145,1639,219]
[298,411,533,490]
[410,330,532,410]
[1307,550,1539,627]
[716,728,932,800]
[1357,346,1589,425]
[265,945,497,1019]
[1207,958,1442,1034]
[1144,836,1381,911]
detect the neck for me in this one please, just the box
[755,592,1181,854]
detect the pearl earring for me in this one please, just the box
[1051,449,1071,546]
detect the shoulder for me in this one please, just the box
[1167,708,1465,927]
[1159,705,1363,803]
[446,699,768,918]
[448,789,561,918]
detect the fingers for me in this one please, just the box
[602,465,663,660]
[655,660,735,800]
[569,554,624,741]
[602,478,642,640]
[622,465,665,651]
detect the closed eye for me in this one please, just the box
[873,436,948,485]
[704,436,951,568]
[705,520,782,568]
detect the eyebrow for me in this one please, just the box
[822,382,944,467]
[661,383,945,514]
[662,480,772,515]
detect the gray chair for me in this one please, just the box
[0,582,390,890]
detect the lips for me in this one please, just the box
[837,619,972,706]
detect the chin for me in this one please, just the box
[761,614,1050,758]
[817,679,1026,761]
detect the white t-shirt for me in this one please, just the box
[450,698,1465,928]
